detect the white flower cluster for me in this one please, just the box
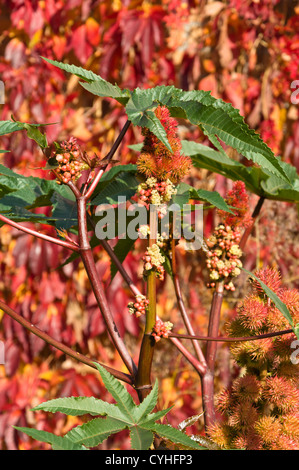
[138,177,177,207]
[128,294,149,318]
[143,243,165,280]
[206,224,243,291]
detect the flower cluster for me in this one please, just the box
[206,224,243,290]
[138,177,177,208]
[208,267,299,450]
[143,243,165,280]
[53,137,89,184]
[127,294,149,318]
[137,106,191,184]
[217,181,252,229]
[152,319,173,342]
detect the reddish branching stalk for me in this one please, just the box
[169,328,293,342]
[75,196,137,377]
[0,300,132,384]
[0,214,79,252]
[201,282,225,427]
[172,239,207,374]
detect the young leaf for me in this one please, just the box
[13,427,88,450]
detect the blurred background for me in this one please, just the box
[0,0,298,449]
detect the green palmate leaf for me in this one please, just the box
[110,236,136,281]
[17,363,207,450]
[41,57,130,105]
[65,417,127,448]
[242,268,294,329]
[32,396,126,421]
[129,427,154,450]
[183,140,299,203]
[13,427,88,450]
[41,57,103,83]
[125,87,178,152]
[126,106,172,152]
[0,120,24,136]
[23,123,48,148]
[143,423,206,450]
[0,164,76,228]
[173,182,232,213]
[90,171,139,206]
[80,80,131,105]
[170,91,289,182]
[134,380,159,423]
[124,86,289,183]
[93,363,136,421]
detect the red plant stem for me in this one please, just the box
[206,282,224,370]
[100,237,141,297]
[202,282,224,428]
[0,214,80,252]
[172,240,207,368]
[170,336,207,376]
[76,196,137,377]
[101,120,131,169]
[169,328,294,342]
[82,118,131,200]
[0,300,132,384]
[84,169,104,200]
[239,195,265,250]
